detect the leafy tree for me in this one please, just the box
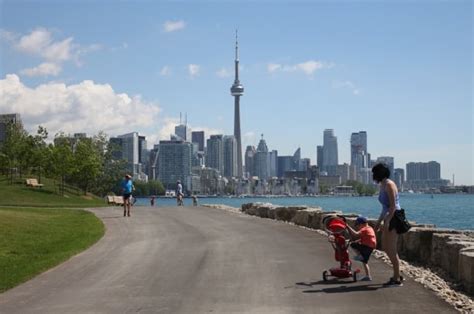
[0,121,28,183]
[50,134,75,195]
[72,138,102,195]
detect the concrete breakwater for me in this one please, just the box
[239,202,474,297]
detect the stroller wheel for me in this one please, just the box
[353,271,357,282]
[323,270,328,282]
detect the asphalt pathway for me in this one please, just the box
[0,205,456,313]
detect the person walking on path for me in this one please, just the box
[150,196,155,206]
[346,216,376,281]
[372,163,403,287]
[121,174,134,217]
[176,180,184,206]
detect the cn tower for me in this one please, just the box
[230,30,244,178]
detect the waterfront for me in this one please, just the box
[135,193,474,230]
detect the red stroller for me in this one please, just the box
[322,215,360,282]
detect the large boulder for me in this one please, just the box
[256,206,271,218]
[291,207,322,227]
[459,248,474,295]
[399,227,439,262]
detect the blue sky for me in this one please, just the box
[0,0,472,184]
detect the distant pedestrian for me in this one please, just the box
[176,180,184,206]
[373,163,404,287]
[150,196,155,206]
[192,195,198,206]
[121,174,134,217]
[346,216,376,281]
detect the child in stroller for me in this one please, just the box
[322,215,360,282]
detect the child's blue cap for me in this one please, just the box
[355,216,368,225]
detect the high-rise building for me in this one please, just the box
[268,150,278,177]
[254,135,269,180]
[0,113,22,145]
[244,145,256,178]
[316,145,324,170]
[406,161,441,181]
[110,132,148,181]
[350,131,367,166]
[277,156,294,178]
[175,124,187,141]
[191,131,205,151]
[223,135,238,178]
[394,168,405,190]
[323,129,338,175]
[158,140,192,192]
[230,31,244,178]
[206,135,224,174]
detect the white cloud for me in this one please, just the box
[160,66,171,76]
[333,80,360,95]
[216,67,231,78]
[1,27,100,77]
[267,60,333,76]
[267,63,282,73]
[20,62,62,77]
[188,64,200,78]
[0,74,161,139]
[163,20,186,32]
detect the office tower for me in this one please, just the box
[110,132,148,180]
[158,140,192,191]
[317,145,324,170]
[406,161,441,181]
[277,156,294,178]
[255,135,269,180]
[376,156,395,178]
[206,135,224,174]
[191,131,205,151]
[293,147,301,170]
[223,135,238,178]
[149,144,160,181]
[350,131,367,165]
[0,113,22,144]
[230,31,244,178]
[268,150,278,177]
[323,129,338,175]
[394,168,405,190]
[245,145,256,178]
[175,124,187,141]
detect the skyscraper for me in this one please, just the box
[223,135,238,178]
[255,135,269,180]
[158,140,192,191]
[206,135,224,174]
[230,31,244,178]
[323,129,338,175]
[350,131,368,168]
[191,131,205,151]
[245,145,256,178]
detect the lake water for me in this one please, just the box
[135,193,473,231]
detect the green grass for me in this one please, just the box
[0,206,105,292]
[0,176,108,207]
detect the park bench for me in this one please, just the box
[113,196,124,206]
[26,178,44,188]
[106,195,115,204]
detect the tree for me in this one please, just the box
[72,138,102,195]
[50,134,75,195]
[0,121,28,183]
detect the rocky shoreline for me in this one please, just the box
[203,203,474,313]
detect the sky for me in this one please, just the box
[0,0,472,184]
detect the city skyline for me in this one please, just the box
[0,1,472,184]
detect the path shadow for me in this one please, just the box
[295,279,384,294]
[101,216,125,219]
[303,283,383,294]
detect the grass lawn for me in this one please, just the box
[0,176,108,207]
[0,206,105,292]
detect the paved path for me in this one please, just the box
[0,206,456,313]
